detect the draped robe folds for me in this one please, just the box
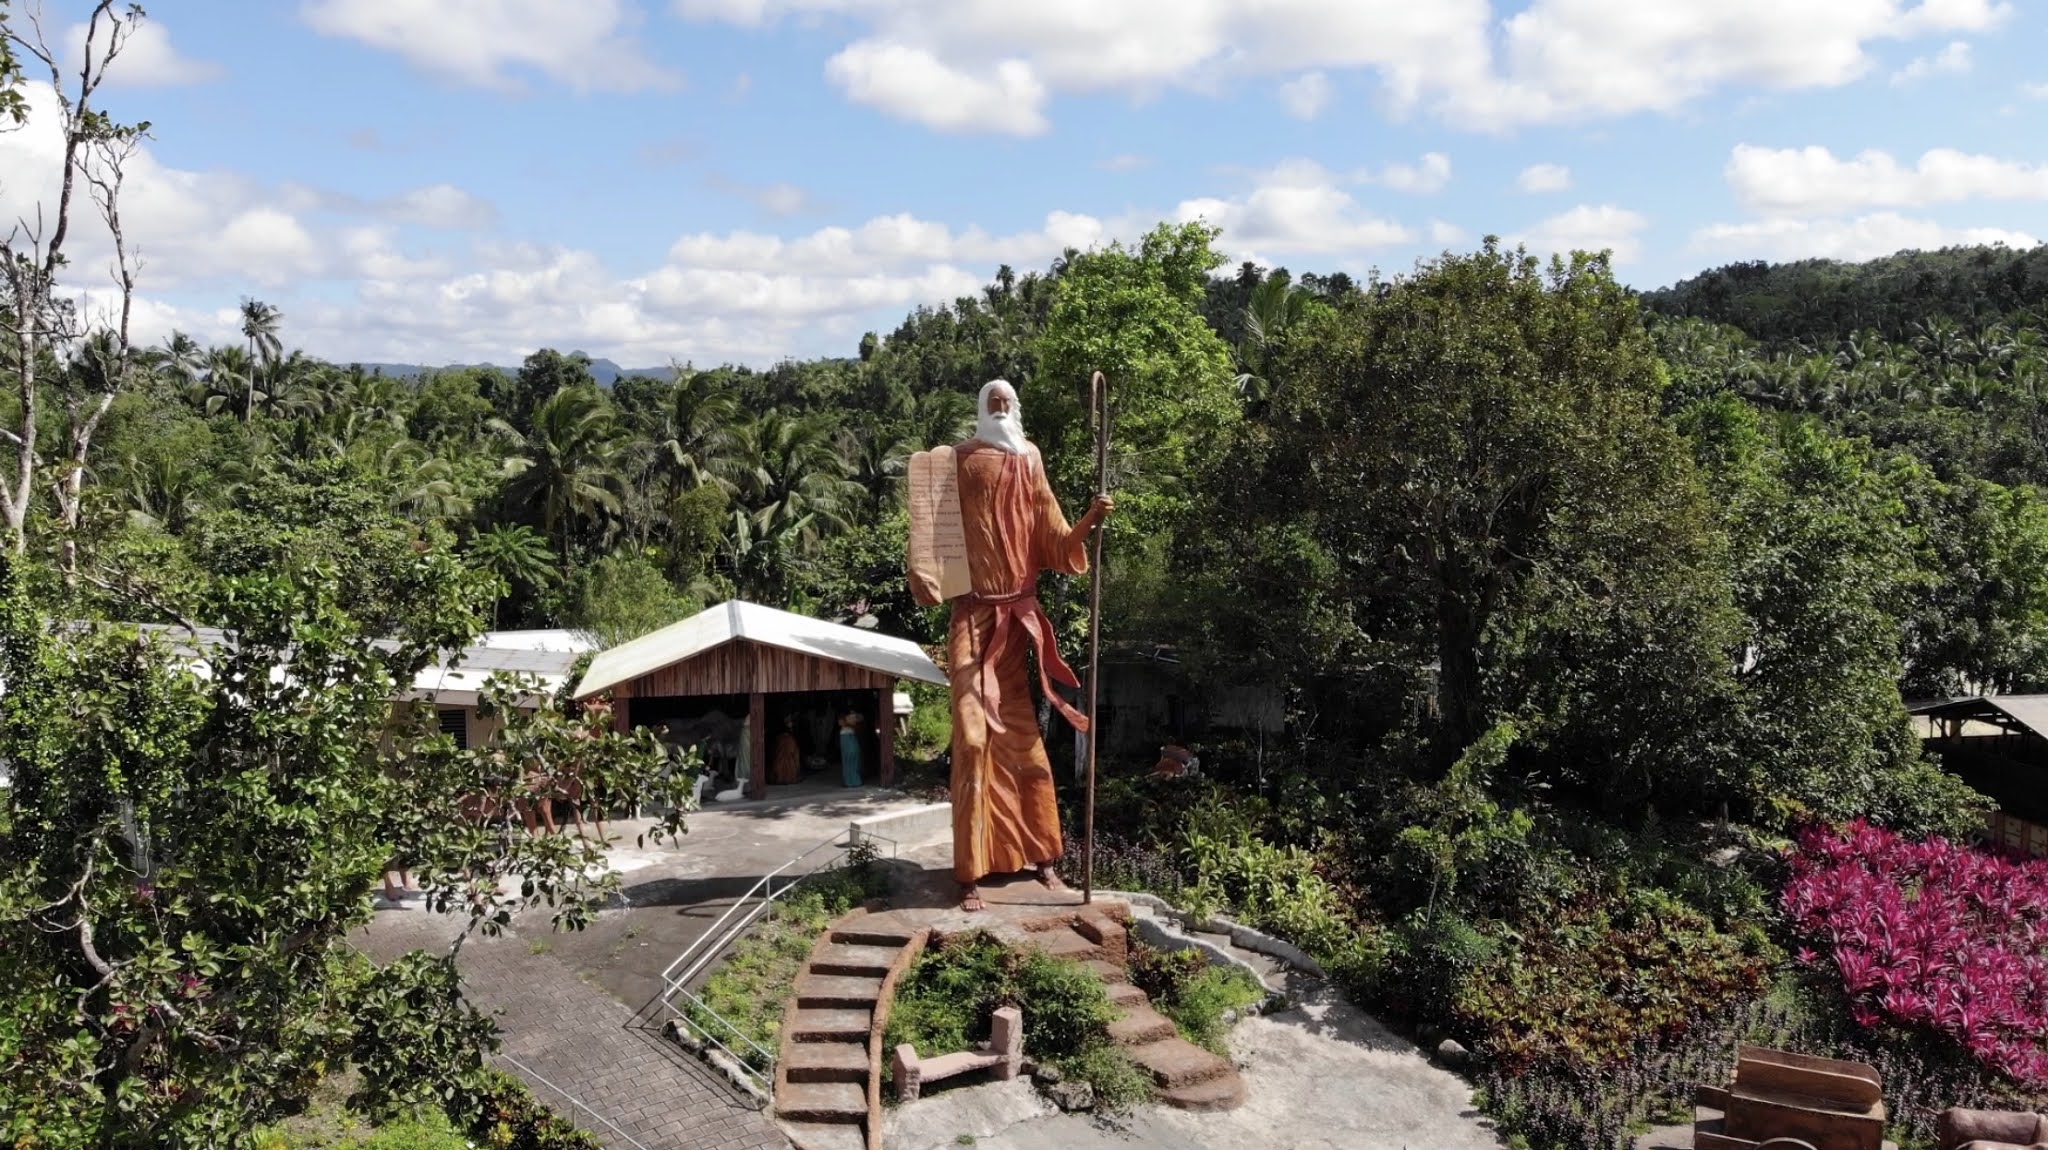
[909,441,1092,885]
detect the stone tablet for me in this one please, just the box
[908,446,972,601]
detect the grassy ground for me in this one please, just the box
[682,858,881,1070]
[252,1072,470,1150]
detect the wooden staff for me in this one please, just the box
[1083,370,1108,904]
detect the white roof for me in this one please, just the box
[574,600,946,699]
[131,624,584,710]
[407,631,588,707]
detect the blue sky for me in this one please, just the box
[3,0,2044,367]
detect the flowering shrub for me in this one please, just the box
[1783,820,2048,1088]
[1449,888,1774,1073]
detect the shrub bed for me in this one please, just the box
[885,930,1149,1111]
[1126,943,1266,1055]
[1784,820,2048,1089]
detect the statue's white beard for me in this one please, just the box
[976,409,1029,454]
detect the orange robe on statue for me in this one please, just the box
[910,441,1093,885]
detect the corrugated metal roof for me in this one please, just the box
[574,600,946,699]
[1909,694,2048,738]
[131,624,582,706]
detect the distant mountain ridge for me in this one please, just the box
[350,355,669,387]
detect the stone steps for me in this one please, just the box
[1159,1072,1249,1111]
[789,1008,871,1043]
[795,974,885,1010]
[775,911,931,1150]
[1125,1034,1236,1090]
[1083,958,1129,984]
[1040,915,1249,1114]
[783,1039,870,1083]
[1105,981,1148,1007]
[812,943,900,978]
[777,1080,867,1124]
[1106,1004,1178,1046]
[1026,929,1102,962]
[780,1122,866,1150]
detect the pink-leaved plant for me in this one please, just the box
[1783,820,2048,1088]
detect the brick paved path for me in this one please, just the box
[357,913,788,1150]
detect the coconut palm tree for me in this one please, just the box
[488,386,625,566]
[117,452,203,533]
[192,346,257,420]
[466,522,557,627]
[1235,270,1311,405]
[734,409,860,550]
[651,365,742,494]
[239,298,283,422]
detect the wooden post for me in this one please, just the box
[879,682,897,786]
[747,691,767,800]
[1084,369,1108,905]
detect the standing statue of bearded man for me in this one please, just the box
[909,380,1113,912]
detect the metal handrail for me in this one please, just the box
[658,830,846,992]
[652,830,861,1088]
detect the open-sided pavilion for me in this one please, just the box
[572,600,947,799]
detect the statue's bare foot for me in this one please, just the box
[959,884,985,912]
[1035,865,1067,892]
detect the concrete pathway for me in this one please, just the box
[355,783,935,1150]
[884,970,1503,1150]
[358,912,786,1150]
[880,853,1505,1150]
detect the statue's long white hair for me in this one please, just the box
[975,379,1029,454]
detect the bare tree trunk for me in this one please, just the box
[53,129,143,576]
[0,0,146,558]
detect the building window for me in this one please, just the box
[437,708,469,750]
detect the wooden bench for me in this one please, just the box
[1691,1045,1895,1150]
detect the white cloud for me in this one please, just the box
[300,0,679,93]
[707,175,818,217]
[1174,159,1413,261]
[62,18,219,87]
[1371,152,1453,194]
[384,184,498,229]
[2021,80,2048,99]
[1692,213,2038,262]
[1517,162,1572,193]
[0,80,484,318]
[675,0,2012,132]
[1278,71,1333,120]
[1097,153,1152,172]
[1892,39,1972,84]
[1521,204,1650,263]
[1728,145,2048,216]
[1429,219,1468,245]
[823,41,1048,135]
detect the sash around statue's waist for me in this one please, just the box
[957,588,1090,735]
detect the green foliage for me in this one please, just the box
[562,549,699,646]
[1447,887,1776,1073]
[1046,1042,1153,1114]
[0,471,692,1142]
[896,679,952,763]
[1126,945,1265,1055]
[1680,400,1992,834]
[254,1106,473,1150]
[886,930,1141,1109]
[1174,795,1388,991]
[1645,247,2048,347]
[887,932,1115,1058]
[1029,220,1240,642]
